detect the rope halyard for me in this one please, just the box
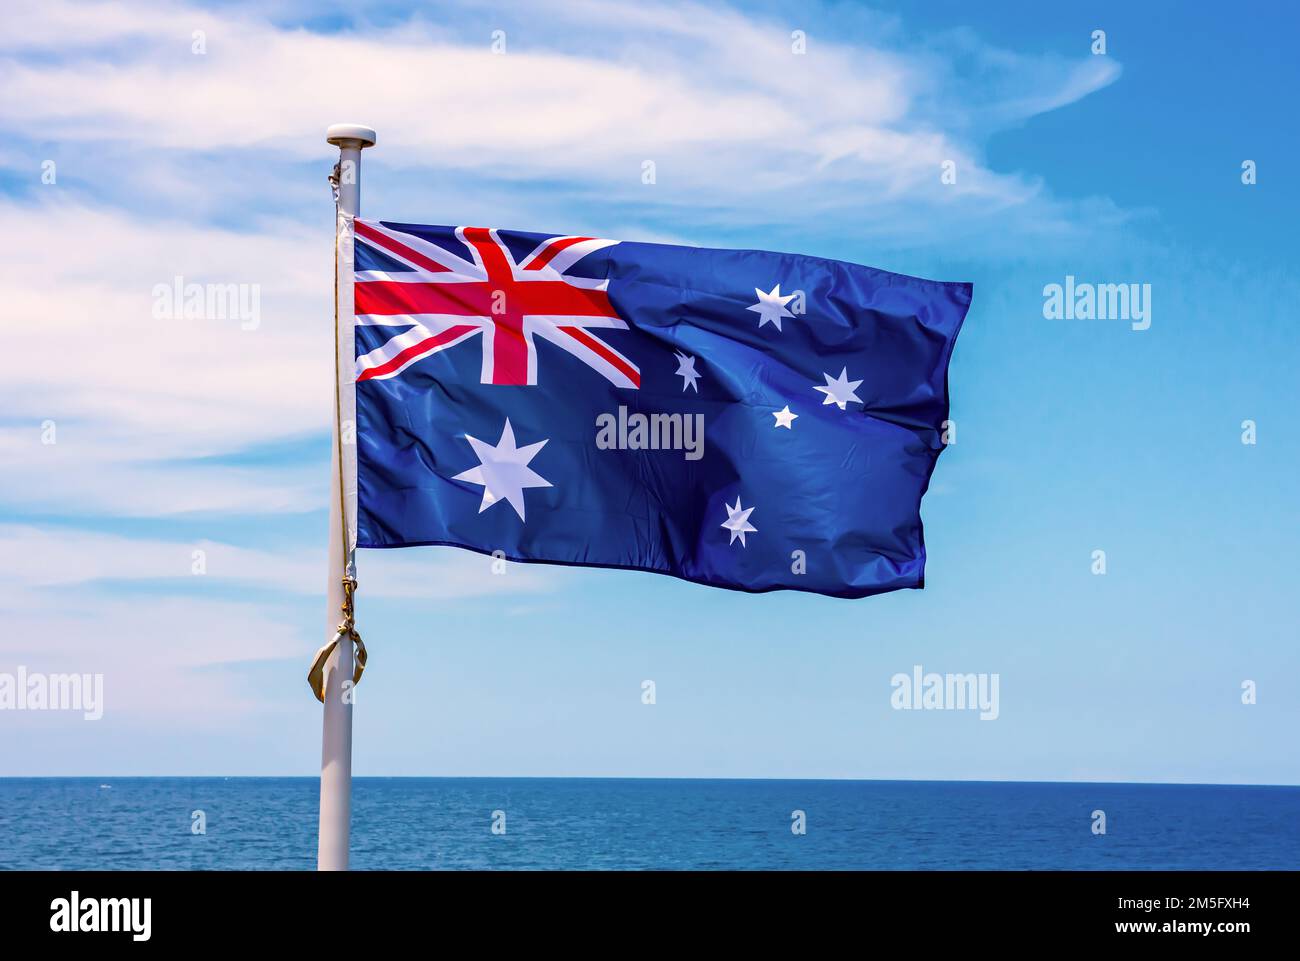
[308,166,366,703]
[332,202,355,581]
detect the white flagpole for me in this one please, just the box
[319,122,376,871]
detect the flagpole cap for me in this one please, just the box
[326,124,377,148]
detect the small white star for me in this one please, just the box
[721,496,757,547]
[772,405,798,429]
[814,367,864,410]
[674,350,701,392]
[747,284,797,331]
[452,418,552,521]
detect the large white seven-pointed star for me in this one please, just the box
[452,418,552,521]
[814,367,864,410]
[772,405,798,429]
[747,284,797,331]
[674,350,701,392]
[721,497,757,547]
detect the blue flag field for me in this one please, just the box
[352,220,969,598]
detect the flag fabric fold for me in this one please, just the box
[353,220,969,599]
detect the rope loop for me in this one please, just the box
[308,577,368,703]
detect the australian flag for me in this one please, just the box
[352,220,970,599]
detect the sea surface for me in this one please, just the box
[0,778,1296,870]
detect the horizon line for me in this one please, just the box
[2,775,1296,788]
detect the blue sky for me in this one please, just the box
[1,0,1296,782]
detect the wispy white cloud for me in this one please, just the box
[0,521,553,732]
[0,195,331,515]
[0,524,553,597]
[0,588,307,727]
[0,0,1122,237]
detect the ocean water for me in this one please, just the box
[0,778,1296,870]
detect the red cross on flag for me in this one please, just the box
[353,220,641,387]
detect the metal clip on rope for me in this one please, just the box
[327,162,341,204]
